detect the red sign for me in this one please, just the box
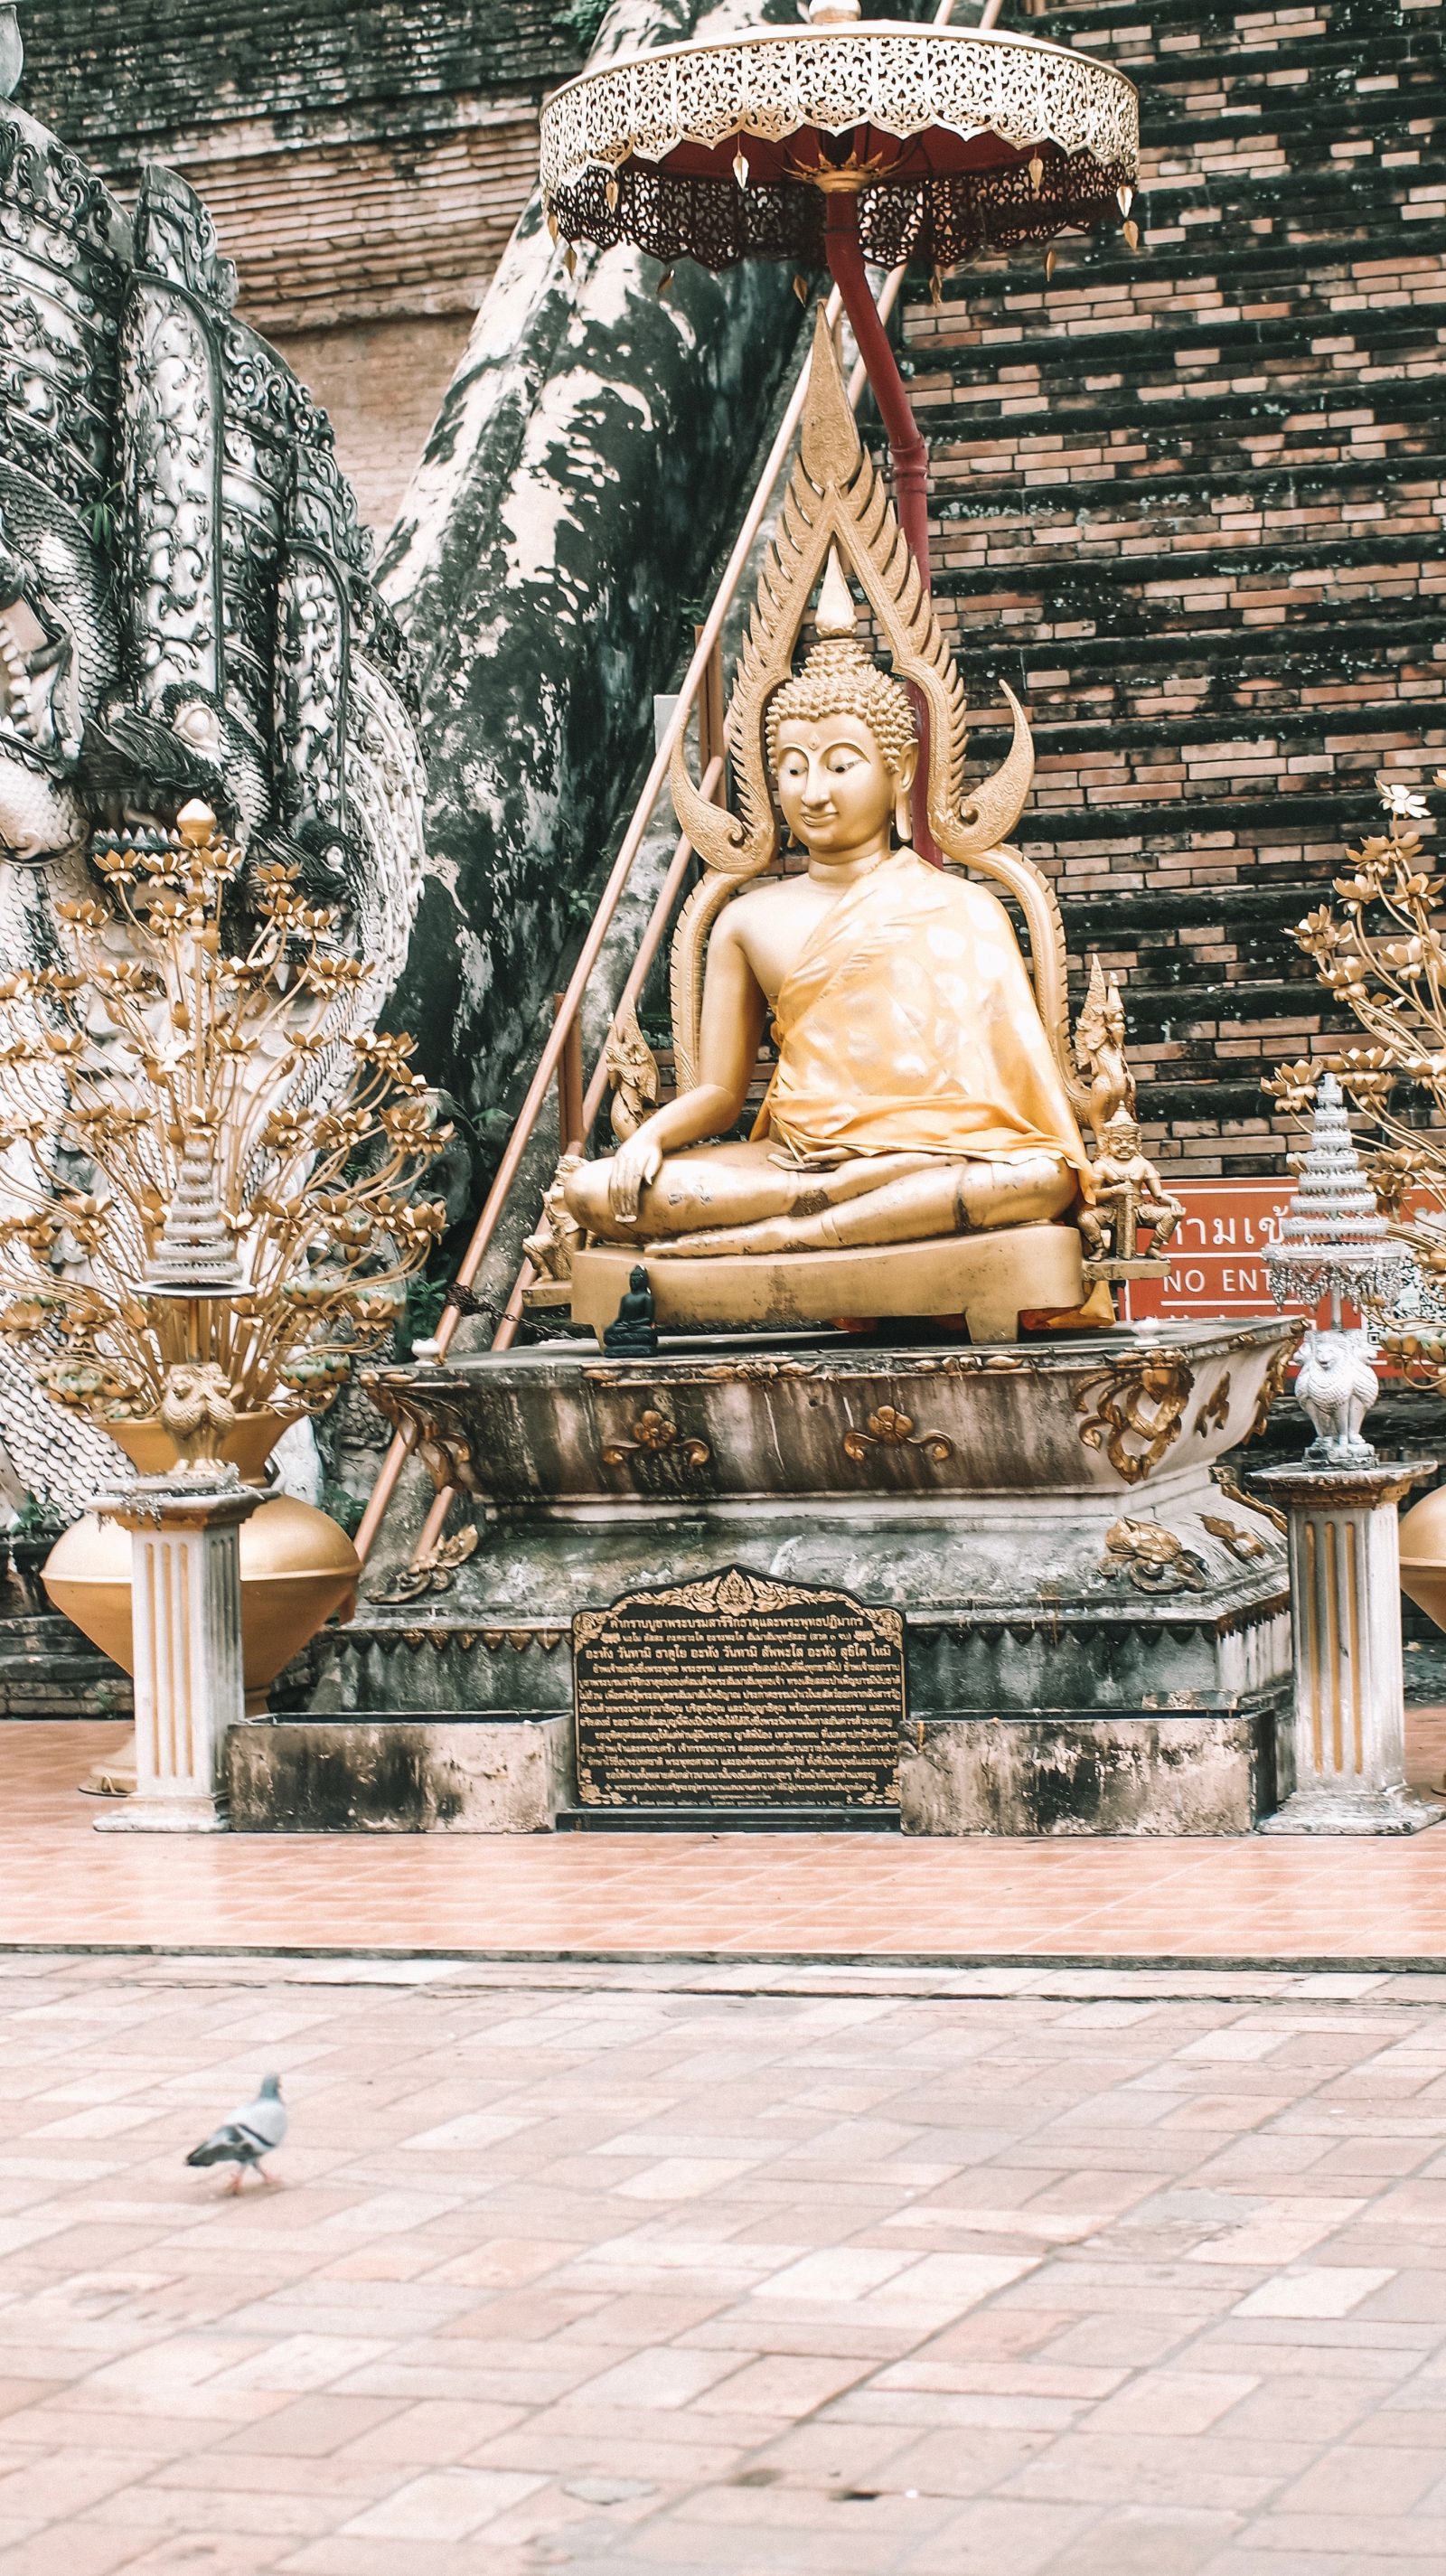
[1122,1180,1298,1326]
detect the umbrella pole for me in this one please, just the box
[823,191,938,862]
[823,193,932,591]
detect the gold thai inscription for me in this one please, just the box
[573,1568,905,1809]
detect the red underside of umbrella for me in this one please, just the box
[550,129,1127,275]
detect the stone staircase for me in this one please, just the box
[901,0,1446,1177]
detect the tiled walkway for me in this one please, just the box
[8,1720,1446,1965]
[5,1952,1446,2572]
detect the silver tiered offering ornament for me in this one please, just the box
[142,1128,245,1302]
[1256,1073,1439,1834]
[1265,1072,1410,1464]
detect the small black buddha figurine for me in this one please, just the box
[603,1263,658,1354]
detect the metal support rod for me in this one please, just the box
[362,756,725,1564]
[695,627,728,782]
[490,754,726,1359]
[407,767,727,1546]
[553,991,586,1155]
[354,1425,417,1565]
[579,757,727,1123]
[410,756,728,1552]
[411,1481,455,1566]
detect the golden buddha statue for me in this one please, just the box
[564,313,1103,1343]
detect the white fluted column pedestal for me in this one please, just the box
[1255,1460,1441,1835]
[91,1468,258,1834]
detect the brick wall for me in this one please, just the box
[269,318,483,531]
[16,3,588,530]
[902,0,1446,1176]
[17,1,579,145]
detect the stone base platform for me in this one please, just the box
[910,1700,1282,1838]
[0,1611,129,1721]
[306,1317,1300,1838]
[228,1712,568,1835]
[229,1702,1282,1837]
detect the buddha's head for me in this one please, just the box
[764,551,916,864]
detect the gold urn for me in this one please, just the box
[43,1409,361,1719]
[1399,1486,1446,1636]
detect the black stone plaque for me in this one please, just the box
[573,1566,905,1808]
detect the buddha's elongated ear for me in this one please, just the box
[892,738,917,847]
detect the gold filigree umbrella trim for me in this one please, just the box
[540,24,1138,200]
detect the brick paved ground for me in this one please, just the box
[5,1952,1446,2571]
[14,1721,1446,1966]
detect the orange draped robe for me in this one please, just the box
[756,851,1092,1192]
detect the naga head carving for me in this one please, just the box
[0,71,425,986]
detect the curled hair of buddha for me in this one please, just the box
[759,550,915,781]
[765,637,917,781]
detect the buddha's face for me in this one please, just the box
[774,711,910,862]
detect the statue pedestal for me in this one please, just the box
[91,1471,258,1835]
[1254,1461,1442,1836]
[253,1317,1303,1838]
[569,1224,1085,1342]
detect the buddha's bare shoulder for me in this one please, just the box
[717,876,812,939]
[727,875,801,915]
[930,865,1017,933]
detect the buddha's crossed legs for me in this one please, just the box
[566,1136,1075,1257]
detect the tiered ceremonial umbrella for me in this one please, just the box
[540,0,1140,588]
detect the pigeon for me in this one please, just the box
[185,2074,286,2194]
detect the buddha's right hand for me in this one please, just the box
[608,1130,663,1226]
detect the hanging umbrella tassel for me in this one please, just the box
[1046,245,1058,283]
[733,145,748,188]
[1028,155,1044,196]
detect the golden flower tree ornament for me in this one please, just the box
[1264,766,1446,1378]
[0,799,449,1434]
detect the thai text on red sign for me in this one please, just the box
[1121,1180,1300,1325]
